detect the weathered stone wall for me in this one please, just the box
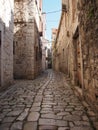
[53,0,98,110]
[54,0,79,78]
[14,21,34,79]
[33,21,42,77]
[14,19,42,79]
[14,0,42,79]
[0,0,14,88]
[41,38,49,71]
[78,0,98,109]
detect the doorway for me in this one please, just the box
[73,27,82,88]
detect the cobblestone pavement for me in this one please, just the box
[0,70,98,130]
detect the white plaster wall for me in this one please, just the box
[0,0,14,87]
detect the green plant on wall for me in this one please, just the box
[87,6,94,19]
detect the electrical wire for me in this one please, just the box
[45,10,61,14]
[46,20,60,23]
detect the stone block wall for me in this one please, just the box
[14,19,42,79]
[54,0,79,79]
[14,0,42,79]
[53,0,98,110]
[78,0,98,109]
[41,38,49,71]
[0,0,14,89]
[33,21,42,77]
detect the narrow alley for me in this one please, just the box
[0,70,97,130]
[0,0,98,129]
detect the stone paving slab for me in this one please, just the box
[23,122,37,130]
[39,118,56,126]
[0,70,97,130]
[39,125,58,130]
[27,112,40,121]
[10,121,23,130]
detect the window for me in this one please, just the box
[35,47,38,61]
[13,41,15,55]
[13,41,17,55]
[63,48,64,59]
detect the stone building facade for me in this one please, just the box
[14,0,43,79]
[0,0,14,88]
[53,0,98,110]
[78,0,98,110]
[41,38,49,71]
[41,13,49,71]
[51,28,58,70]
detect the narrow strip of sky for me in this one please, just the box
[43,0,61,41]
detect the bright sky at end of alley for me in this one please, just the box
[43,0,61,42]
